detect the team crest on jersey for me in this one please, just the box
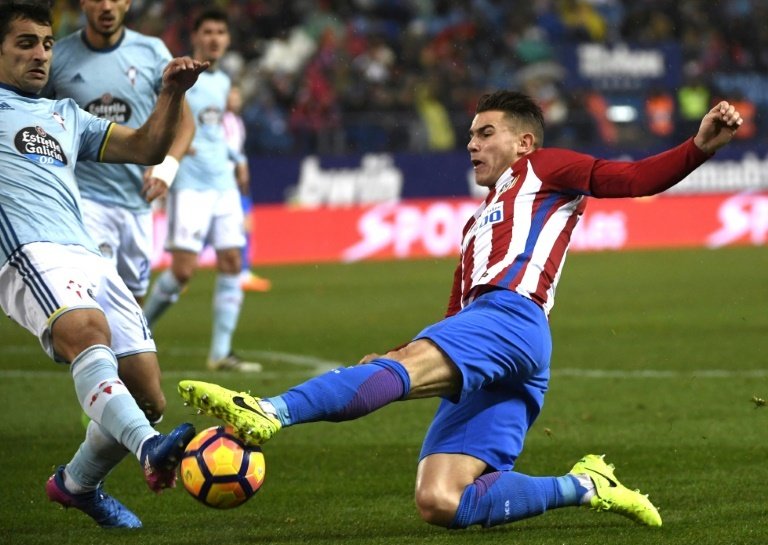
[15,126,67,166]
[199,106,222,126]
[127,66,137,87]
[85,94,132,123]
[496,174,519,196]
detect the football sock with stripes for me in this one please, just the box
[142,269,182,327]
[451,472,582,528]
[263,358,411,426]
[71,345,156,457]
[209,273,243,361]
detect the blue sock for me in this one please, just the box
[209,273,243,361]
[265,358,410,426]
[451,472,581,528]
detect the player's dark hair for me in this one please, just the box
[192,7,229,32]
[477,90,545,146]
[0,2,51,43]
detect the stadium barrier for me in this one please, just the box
[151,191,768,268]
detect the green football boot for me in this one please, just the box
[570,454,662,527]
[178,380,281,447]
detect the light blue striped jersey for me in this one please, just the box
[174,68,235,192]
[45,29,171,212]
[0,84,111,266]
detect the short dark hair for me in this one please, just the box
[0,2,51,43]
[476,90,545,146]
[192,8,229,32]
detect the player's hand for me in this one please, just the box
[162,56,209,93]
[358,353,381,364]
[141,173,169,202]
[693,101,743,154]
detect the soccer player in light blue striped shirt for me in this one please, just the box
[143,8,261,372]
[45,0,194,302]
[0,3,207,528]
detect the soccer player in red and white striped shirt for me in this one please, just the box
[178,91,743,530]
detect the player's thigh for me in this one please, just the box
[0,242,108,361]
[419,378,547,471]
[209,188,246,252]
[165,189,215,253]
[414,289,551,400]
[95,258,156,358]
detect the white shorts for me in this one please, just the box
[0,242,156,361]
[165,188,245,253]
[81,198,152,297]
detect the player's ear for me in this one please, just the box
[519,132,535,153]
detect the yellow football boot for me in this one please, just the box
[570,454,662,527]
[178,380,281,447]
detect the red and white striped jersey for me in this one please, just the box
[447,139,710,317]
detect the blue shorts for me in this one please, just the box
[415,289,551,471]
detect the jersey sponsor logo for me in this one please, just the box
[477,202,504,230]
[198,106,223,126]
[84,94,132,123]
[0,101,13,110]
[15,126,67,166]
[69,73,85,83]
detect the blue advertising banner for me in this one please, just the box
[248,144,768,205]
[558,42,682,92]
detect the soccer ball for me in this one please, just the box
[181,425,265,509]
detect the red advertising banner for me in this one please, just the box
[151,192,768,268]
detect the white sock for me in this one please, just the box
[71,345,155,458]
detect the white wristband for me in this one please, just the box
[151,156,180,187]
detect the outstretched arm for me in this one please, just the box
[100,56,208,165]
[693,101,743,155]
[589,100,743,198]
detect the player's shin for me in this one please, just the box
[450,471,580,528]
[71,345,156,457]
[209,273,243,361]
[142,269,182,326]
[63,420,128,493]
[268,358,411,425]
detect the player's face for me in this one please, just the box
[80,0,131,38]
[0,17,53,94]
[192,20,230,64]
[467,111,525,188]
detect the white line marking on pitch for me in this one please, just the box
[0,344,766,379]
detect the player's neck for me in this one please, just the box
[83,25,125,50]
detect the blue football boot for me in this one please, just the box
[140,422,196,492]
[46,465,142,529]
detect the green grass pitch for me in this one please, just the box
[0,246,766,544]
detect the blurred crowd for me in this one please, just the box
[54,0,768,156]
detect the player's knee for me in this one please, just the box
[414,484,460,528]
